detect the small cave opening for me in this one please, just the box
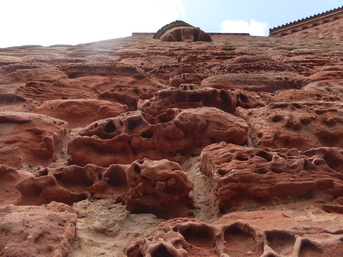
[299,239,322,257]
[105,167,128,187]
[238,93,248,103]
[178,223,215,248]
[256,150,273,162]
[105,121,116,133]
[151,244,175,257]
[224,224,258,256]
[140,129,154,138]
[266,230,295,256]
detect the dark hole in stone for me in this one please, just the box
[151,244,174,257]
[272,114,283,122]
[140,129,154,138]
[132,88,139,94]
[119,120,124,126]
[220,90,232,105]
[238,93,248,103]
[105,168,127,187]
[256,150,273,162]
[105,121,116,133]
[266,230,296,255]
[188,94,202,102]
[299,239,322,257]
[292,103,302,109]
[224,224,259,256]
[217,169,226,176]
[179,224,215,248]
[236,155,249,161]
[133,164,141,174]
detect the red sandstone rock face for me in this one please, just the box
[68,107,248,166]
[0,94,39,112]
[127,209,343,257]
[0,202,77,257]
[0,165,33,205]
[237,102,343,150]
[0,112,68,168]
[201,72,308,92]
[12,159,193,217]
[138,85,265,116]
[200,142,343,213]
[33,99,128,128]
[1,33,343,256]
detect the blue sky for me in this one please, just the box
[0,0,342,47]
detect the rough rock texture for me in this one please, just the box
[1,27,343,256]
[0,112,68,168]
[237,102,343,150]
[138,85,265,116]
[33,99,128,128]
[127,209,343,257]
[200,142,343,213]
[0,202,77,257]
[68,107,248,166]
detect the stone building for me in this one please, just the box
[269,6,343,39]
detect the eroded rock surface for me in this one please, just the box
[238,102,343,150]
[138,85,265,116]
[68,107,248,166]
[0,202,77,257]
[33,99,128,128]
[127,209,343,257]
[0,28,343,257]
[0,112,68,168]
[200,142,343,213]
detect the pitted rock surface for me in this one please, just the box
[237,102,343,150]
[0,112,68,168]
[0,25,343,256]
[200,142,343,213]
[68,107,248,166]
[0,202,77,257]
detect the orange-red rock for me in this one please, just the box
[237,102,343,150]
[0,202,77,257]
[33,99,128,128]
[138,85,264,116]
[0,112,68,168]
[201,72,308,92]
[0,94,39,112]
[68,107,248,166]
[200,142,343,213]
[127,209,343,257]
[15,175,87,205]
[0,165,33,205]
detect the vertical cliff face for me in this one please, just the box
[1,31,343,256]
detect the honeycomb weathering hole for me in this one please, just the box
[178,223,215,248]
[224,224,259,256]
[266,230,296,256]
[299,239,322,257]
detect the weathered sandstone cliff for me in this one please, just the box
[0,26,343,256]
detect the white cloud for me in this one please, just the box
[220,19,268,36]
[0,0,185,47]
